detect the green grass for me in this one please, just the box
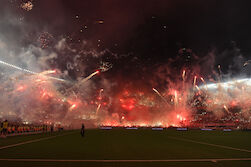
[0,129,251,167]
[0,131,69,147]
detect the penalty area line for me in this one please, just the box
[0,131,76,150]
[0,158,251,162]
[167,136,251,153]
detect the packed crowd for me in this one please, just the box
[0,120,54,137]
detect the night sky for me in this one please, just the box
[2,0,251,127]
[1,0,251,87]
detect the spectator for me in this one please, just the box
[2,120,8,137]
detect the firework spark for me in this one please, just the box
[201,78,251,90]
[0,60,66,82]
[20,1,33,11]
[182,70,186,81]
[152,88,167,103]
[99,61,112,72]
[193,76,197,86]
[96,104,101,113]
[69,104,77,110]
[195,85,200,91]
[80,71,100,84]
[243,60,251,67]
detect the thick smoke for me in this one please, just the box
[1,1,251,129]
[0,5,113,128]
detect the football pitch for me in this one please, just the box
[0,129,251,167]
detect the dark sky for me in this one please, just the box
[2,0,251,82]
[22,0,251,52]
[2,0,250,50]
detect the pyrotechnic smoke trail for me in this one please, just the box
[0,60,66,82]
[200,78,251,90]
[65,70,100,93]
[200,77,205,84]
[182,70,186,81]
[193,76,197,87]
[80,71,99,84]
[152,88,167,103]
[99,89,104,97]
[200,77,208,90]
[243,60,251,67]
[39,70,56,75]
[195,85,200,92]
[223,105,230,113]
[96,89,103,114]
[0,60,36,74]
[174,90,178,106]
[96,104,101,113]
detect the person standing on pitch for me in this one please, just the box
[81,124,85,137]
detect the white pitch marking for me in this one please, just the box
[167,136,251,153]
[0,158,251,162]
[0,132,76,150]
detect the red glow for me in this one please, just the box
[230,100,238,107]
[120,98,135,111]
[207,99,212,103]
[123,91,129,96]
[176,114,186,122]
[169,89,179,96]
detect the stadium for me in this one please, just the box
[1,0,251,166]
